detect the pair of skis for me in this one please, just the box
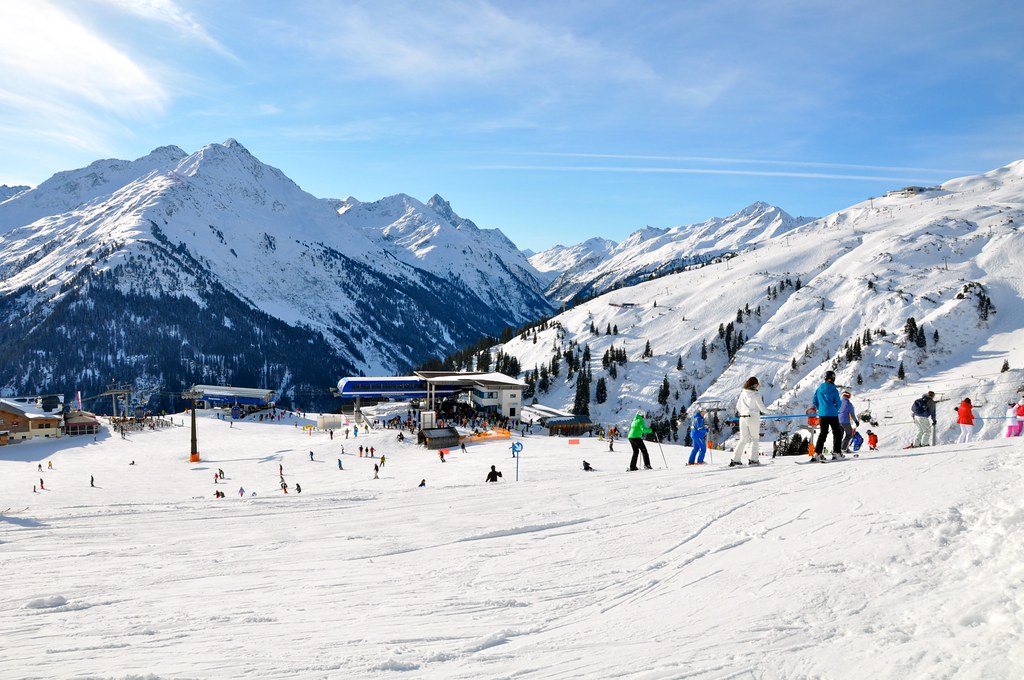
[795,453,859,464]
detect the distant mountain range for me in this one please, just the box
[529,202,814,302]
[6,139,1019,426]
[0,140,549,410]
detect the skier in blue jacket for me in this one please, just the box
[812,370,844,461]
[687,409,708,465]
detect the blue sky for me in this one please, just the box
[1,0,1022,251]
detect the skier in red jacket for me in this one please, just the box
[956,398,975,444]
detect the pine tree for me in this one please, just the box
[897,361,906,380]
[1001,359,1010,372]
[572,373,590,416]
[701,339,708,361]
[791,357,798,371]
[609,362,618,380]
[658,376,670,405]
[642,340,653,359]
[933,329,939,343]
[606,323,611,335]
[595,376,608,403]
[613,324,619,335]
[904,317,918,340]
[690,386,698,403]
[915,326,927,348]
[477,349,492,372]
[676,355,683,370]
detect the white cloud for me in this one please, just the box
[0,0,168,151]
[87,0,238,61]
[302,1,661,92]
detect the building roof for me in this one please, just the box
[416,371,526,389]
[65,409,100,425]
[188,385,275,405]
[0,398,62,420]
[544,415,592,426]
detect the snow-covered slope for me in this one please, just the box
[0,146,187,234]
[0,140,551,407]
[2,412,1023,678]
[490,161,1024,450]
[544,202,812,301]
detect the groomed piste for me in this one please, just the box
[2,409,1023,679]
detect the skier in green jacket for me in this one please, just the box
[627,411,653,471]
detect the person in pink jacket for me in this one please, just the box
[956,398,974,444]
[1006,403,1019,438]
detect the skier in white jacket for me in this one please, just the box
[730,376,769,466]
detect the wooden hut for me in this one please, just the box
[418,427,460,450]
[544,415,593,437]
[64,409,102,436]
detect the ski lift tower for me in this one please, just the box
[99,382,133,419]
[692,397,726,444]
[181,388,202,463]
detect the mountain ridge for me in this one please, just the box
[0,140,551,408]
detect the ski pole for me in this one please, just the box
[653,431,668,469]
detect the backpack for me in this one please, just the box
[911,397,929,417]
[852,431,864,451]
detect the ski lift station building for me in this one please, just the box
[335,371,526,418]
[188,385,276,410]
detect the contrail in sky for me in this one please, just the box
[476,164,945,184]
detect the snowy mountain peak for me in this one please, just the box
[0,184,29,203]
[427,194,479,231]
[147,144,189,162]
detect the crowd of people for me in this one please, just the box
[717,372,1024,466]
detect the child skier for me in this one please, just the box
[687,408,708,466]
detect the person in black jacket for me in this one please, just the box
[911,391,937,447]
[485,465,502,482]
